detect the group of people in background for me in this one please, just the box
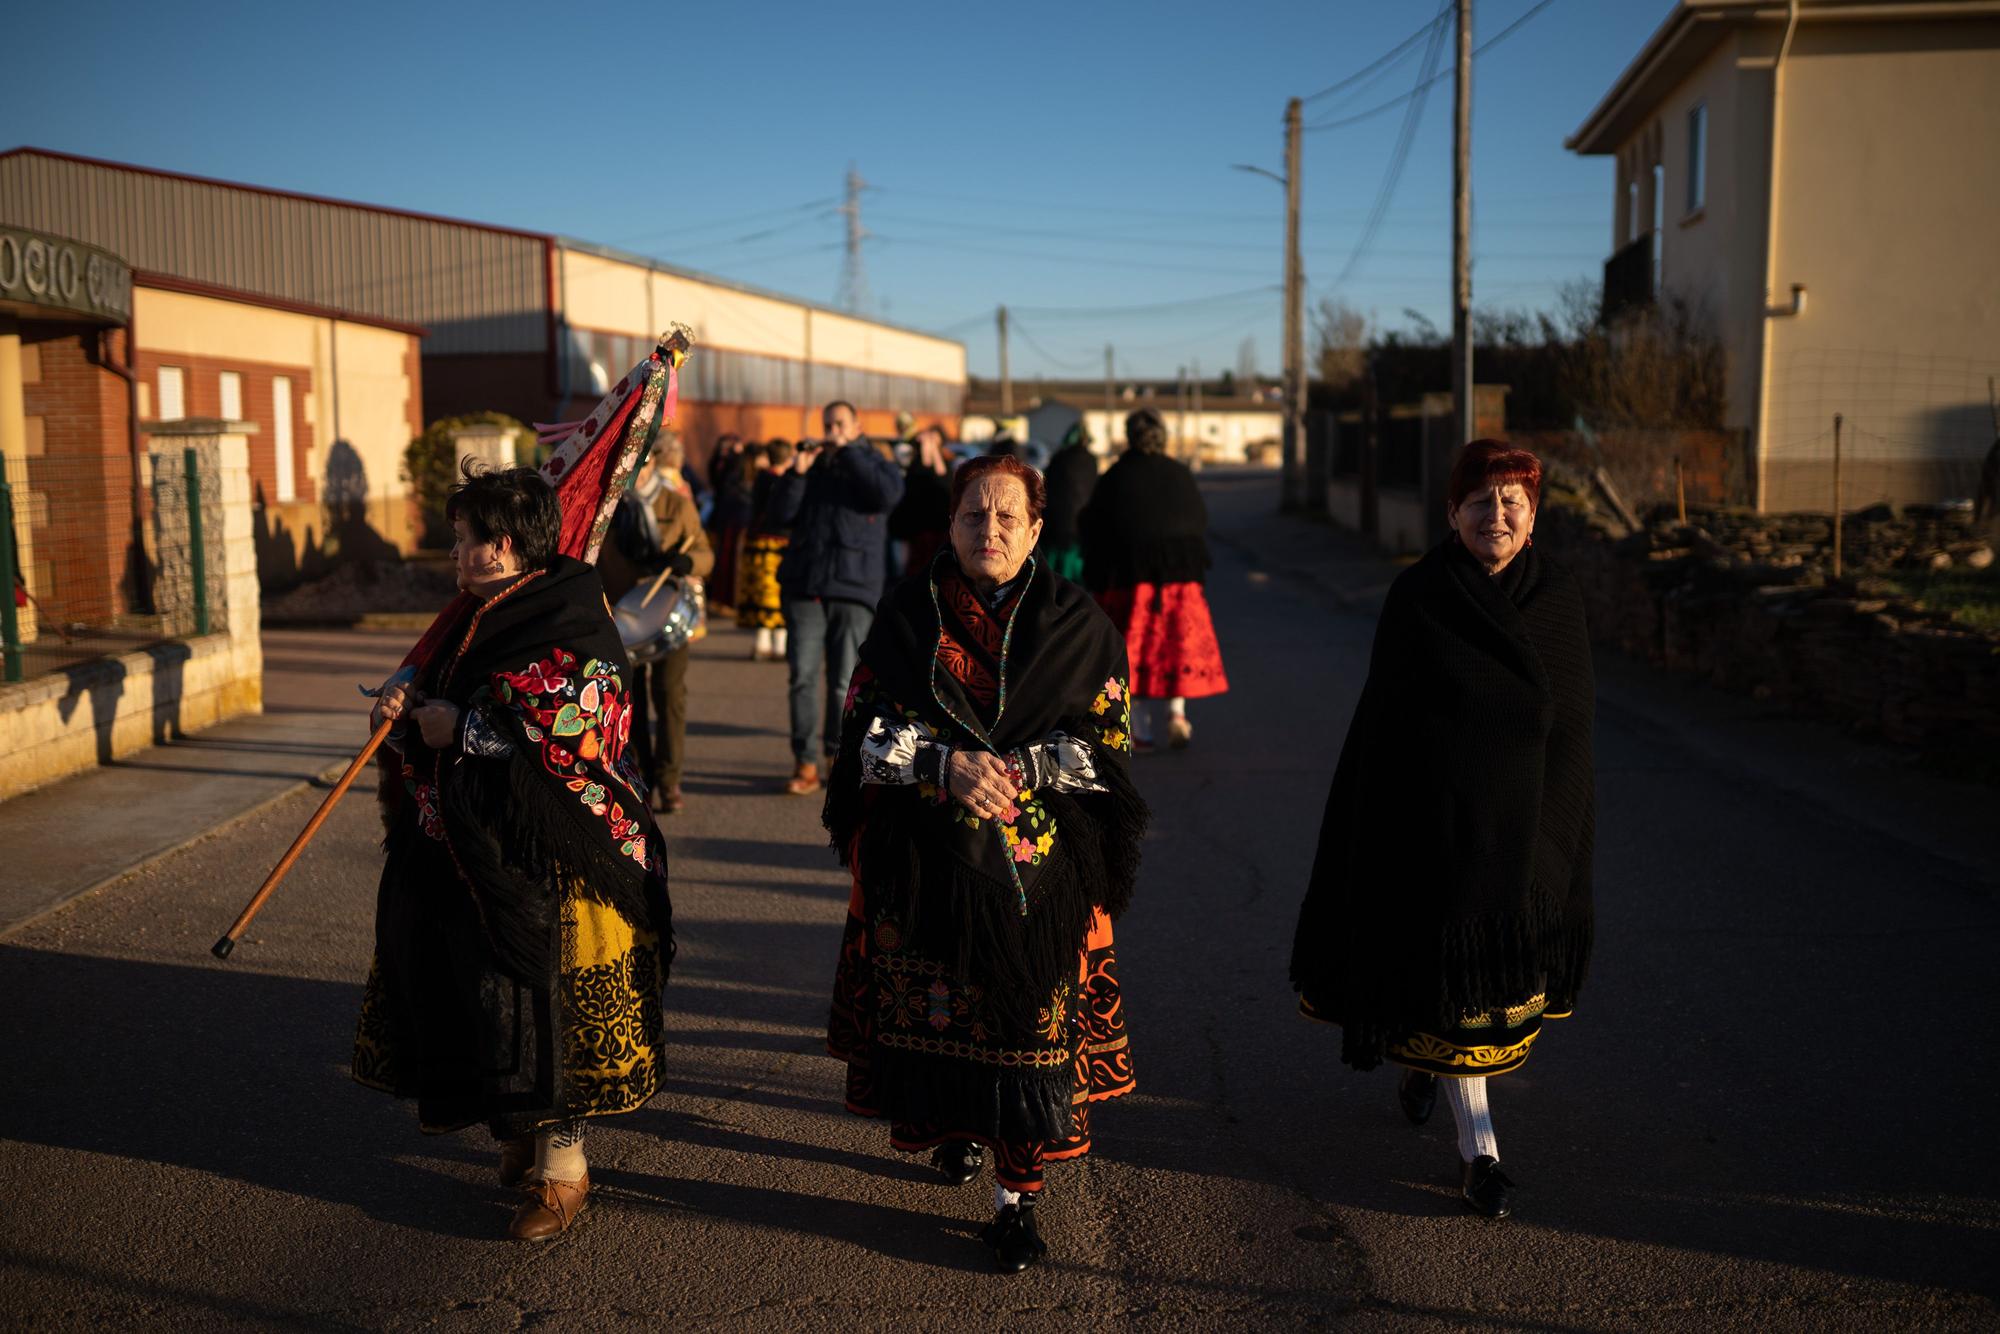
[622,401,1237,805]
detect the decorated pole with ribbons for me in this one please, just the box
[211,328,693,961]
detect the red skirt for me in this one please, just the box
[1095,581,1229,700]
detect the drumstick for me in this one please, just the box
[638,531,699,609]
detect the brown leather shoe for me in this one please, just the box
[785,762,821,796]
[508,1172,588,1241]
[662,785,686,815]
[497,1137,533,1189]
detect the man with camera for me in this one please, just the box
[768,400,905,795]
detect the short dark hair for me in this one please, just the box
[822,399,857,425]
[950,454,1046,523]
[445,462,561,570]
[1447,439,1543,511]
[1125,408,1168,454]
[765,438,796,468]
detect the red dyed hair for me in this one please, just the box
[1447,439,1543,511]
[950,454,1046,522]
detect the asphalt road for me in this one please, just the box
[1,475,1994,1330]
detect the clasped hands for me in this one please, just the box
[370,680,461,749]
[945,749,1020,822]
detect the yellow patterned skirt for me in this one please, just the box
[354,870,665,1136]
[736,532,788,630]
[1299,991,1570,1077]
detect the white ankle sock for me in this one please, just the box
[1168,696,1187,719]
[534,1122,587,1183]
[1441,1076,1499,1162]
[994,1184,1022,1211]
[754,627,772,657]
[773,627,789,657]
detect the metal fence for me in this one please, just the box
[0,447,229,683]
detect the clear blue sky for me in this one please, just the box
[2,0,1669,380]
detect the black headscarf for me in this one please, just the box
[384,556,670,983]
[1289,539,1595,1070]
[1077,449,1212,591]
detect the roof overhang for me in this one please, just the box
[1567,0,2000,155]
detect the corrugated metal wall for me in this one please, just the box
[0,152,546,354]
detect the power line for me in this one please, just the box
[1334,1,1453,285]
[1302,10,1449,104]
[604,195,842,247]
[1305,0,1559,133]
[1008,316,1105,374]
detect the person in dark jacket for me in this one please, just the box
[769,400,906,794]
[1289,440,1595,1222]
[887,422,953,578]
[705,434,753,616]
[1078,408,1228,750]
[1039,423,1099,583]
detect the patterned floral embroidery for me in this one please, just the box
[400,762,445,841]
[1087,675,1135,755]
[494,649,650,868]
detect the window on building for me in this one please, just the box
[1687,102,1708,214]
[218,371,242,421]
[158,366,185,421]
[272,375,296,503]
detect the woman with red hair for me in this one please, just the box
[1290,440,1596,1221]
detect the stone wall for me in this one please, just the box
[1540,474,2000,766]
[0,423,261,800]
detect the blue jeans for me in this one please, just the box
[783,597,871,765]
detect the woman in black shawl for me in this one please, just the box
[1078,408,1228,750]
[825,455,1149,1273]
[1290,441,1594,1220]
[354,465,671,1241]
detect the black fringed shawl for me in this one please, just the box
[1289,540,1596,1071]
[380,556,670,983]
[824,554,1149,1133]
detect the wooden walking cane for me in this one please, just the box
[211,717,394,960]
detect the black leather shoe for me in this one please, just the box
[1398,1068,1436,1125]
[979,1202,1048,1273]
[1460,1155,1516,1219]
[931,1141,984,1186]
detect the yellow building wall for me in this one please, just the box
[134,287,422,571]
[558,245,964,384]
[1761,19,2000,510]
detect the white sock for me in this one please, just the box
[773,627,789,657]
[994,1184,1022,1212]
[1441,1076,1499,1163]
[533,1122,587,1183]
[754,627,772,657]
[1168,696,1187,719]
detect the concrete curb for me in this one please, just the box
[0,754,353,942]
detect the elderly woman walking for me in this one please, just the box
[824,454,1149,1273]
[1290,440,1595,1220]
[1077,408,1227,750]
[357,464,671,1241]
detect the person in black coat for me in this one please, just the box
[768,400,906,794]
[1077,408,1229,750]
[1039,423,1098,583]
[887,422,953,578]
[1289,440,1596,1221]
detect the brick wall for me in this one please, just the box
[18,325,137,621]
[132,348,315,508]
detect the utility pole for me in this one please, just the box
[1103,344,1115,451]
[837,163,870,314]
[1451,0,1475,450]
[1282,96,1305,509]
[1176,365,1188,458]
[1191,356,1204,469]
[997,305,1013,418]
